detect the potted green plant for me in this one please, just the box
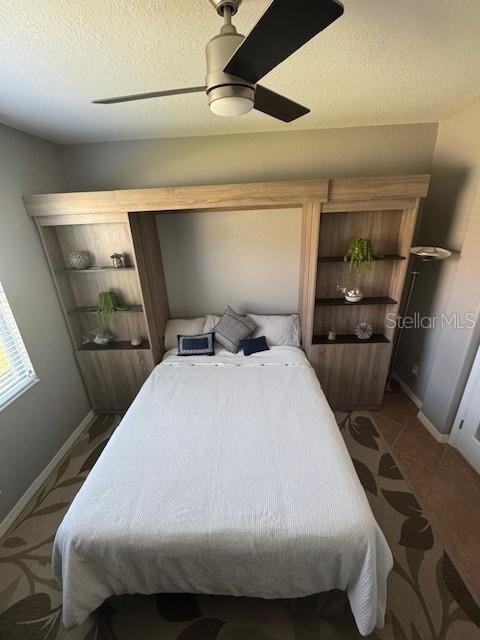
[344,238,374,272]
[97,291,130,325]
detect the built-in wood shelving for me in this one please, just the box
[317,254,406,263]
[56,266,136,273]
[68,304,143,314]
[78,340,150,352]
[315,296,397,307]
[312,333,390,345]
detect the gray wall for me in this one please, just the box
[0,124,90,522]
[62,122,438,318]
[396,101,480,434]
[156,208,301,317]
[62,123,438,191]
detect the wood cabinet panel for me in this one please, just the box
[76,349,154,411]
[310,343,391,409]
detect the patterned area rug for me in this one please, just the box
[0,412,479,640]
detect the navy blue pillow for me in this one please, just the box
[240,336,269,356]
[177,332,215,356]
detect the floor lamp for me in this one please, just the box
[385,246,452,393]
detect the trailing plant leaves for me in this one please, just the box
[156,594,202,622]
[399,516,433,551]
[2,536,27,549]
[381,490,422,518]
[0,593,61,639]
[349,418,379,450]
[352,458,377,496]
[442,553,480,627]
[177,618,225,640]
[378,453,403,480]
[80,440,109,473]
[30,502,70,518]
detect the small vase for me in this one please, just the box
[68,250,90,270]
[112,255,124,269]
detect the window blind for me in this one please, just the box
[0,282,37,408]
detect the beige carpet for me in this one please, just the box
[0,412,479,640]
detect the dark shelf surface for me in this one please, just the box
[78,340,150,351]
[69,304,143,314]
[318,254,406,263]
[312,333,390,345]
[315,296,397,306]
[57,266,135,273]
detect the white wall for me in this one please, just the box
[156,208,301,317]
[0,124,90,522]
[396,100,480,434]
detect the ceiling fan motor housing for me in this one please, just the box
[205,26,254,110]
[208,0,242,17]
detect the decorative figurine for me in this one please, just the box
[111,253,125,268]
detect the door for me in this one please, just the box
[451,344,480,472]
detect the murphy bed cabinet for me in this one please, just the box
[25,176,430,411]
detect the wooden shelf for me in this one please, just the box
[68,304,143,314]
[78,340,150,351]
[312,333,390,345]
[318,254,406,263]
[315,296,397,307]
[57,266,135,273]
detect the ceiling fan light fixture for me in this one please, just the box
[209,95,253,117]
[207,84,254,117]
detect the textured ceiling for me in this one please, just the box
[0,0,480,143]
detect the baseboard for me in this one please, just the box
[0,410,95,540]
[392,373,423,409]
[417,411,450,443]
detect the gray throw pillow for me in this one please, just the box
[213,306,256,353]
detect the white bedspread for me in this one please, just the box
[52,346,392,635]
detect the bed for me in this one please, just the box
[52,345,393,636]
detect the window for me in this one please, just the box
[0,282,37,409]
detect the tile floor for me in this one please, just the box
[373,390,480,606]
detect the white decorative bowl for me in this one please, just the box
[345,294,363,303]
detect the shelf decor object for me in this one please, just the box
[111,252,125,268]
[355,322,373,340]
[68,250,90,270]
[344,238,373,272]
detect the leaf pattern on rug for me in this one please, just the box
[0,593,61,639]
[0,411,479,640]
[378,453,403,480]
[382,490,434,551]
[352,458,378,496]
[349,415,379,450]
[442,553,480,627]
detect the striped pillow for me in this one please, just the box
[213,306,256,353]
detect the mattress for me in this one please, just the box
[52,346,392,635]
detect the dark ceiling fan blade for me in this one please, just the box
[92,86,206,104]
[254,85,309,122]
[224,0,344,84]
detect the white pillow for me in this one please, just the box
[164,317,205,351]
[203,314,221,333]
[246,313,301,346]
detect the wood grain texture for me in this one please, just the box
[129,213,170,364]
[24,180,330,216]
[328,175,430,202]
[76,349,154,410]
[310,343,391,409]
[298,202,321,355]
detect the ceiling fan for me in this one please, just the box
[93,0,344,123]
